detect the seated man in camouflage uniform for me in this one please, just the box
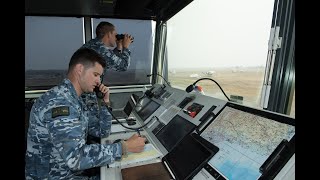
[82,21,133,72]
[25,48,146,179]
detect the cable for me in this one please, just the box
[185,78,230,101]
[147,73,171,87]
[95,84,156,131]
[103,99,155,131]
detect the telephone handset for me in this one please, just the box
[94,86,104,99]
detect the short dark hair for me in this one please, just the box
[68,48,106,73]
[96,21,115,39]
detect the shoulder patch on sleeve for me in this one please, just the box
[52,106,70,118]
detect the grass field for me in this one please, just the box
[168,67,295,117]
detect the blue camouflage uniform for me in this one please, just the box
[25,78,122,180]
[82,38,131,72]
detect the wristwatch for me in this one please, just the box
[121,140,128,158]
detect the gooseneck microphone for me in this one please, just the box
[185,78,230,101]
[186,84,195,93]
[147,73,171,87]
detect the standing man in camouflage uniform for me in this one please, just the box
[82,21,133,72]
[25,48,146,179]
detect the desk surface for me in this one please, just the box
[100,129,163,180]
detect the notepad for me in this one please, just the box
[109,143,162,168]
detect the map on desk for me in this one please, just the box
[201,106,295,180]
[109,143,162,168]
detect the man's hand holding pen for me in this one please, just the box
[125,134,146,153]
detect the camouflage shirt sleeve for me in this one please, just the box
[82,38,131,71]
[44,104,122,171]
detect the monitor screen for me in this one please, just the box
[200,104,295,180]
[137,100,160,121]
[156,115,196,152]
[123,95,136,116]
[163,133,217,180]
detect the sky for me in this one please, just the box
[166,0,275,69]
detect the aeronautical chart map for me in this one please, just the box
[201,106,295,180]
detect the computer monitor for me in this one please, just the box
[200,103,295,180]
[156,115,196,152]
[136,100,160,121]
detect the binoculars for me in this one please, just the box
[116,34,134,42]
